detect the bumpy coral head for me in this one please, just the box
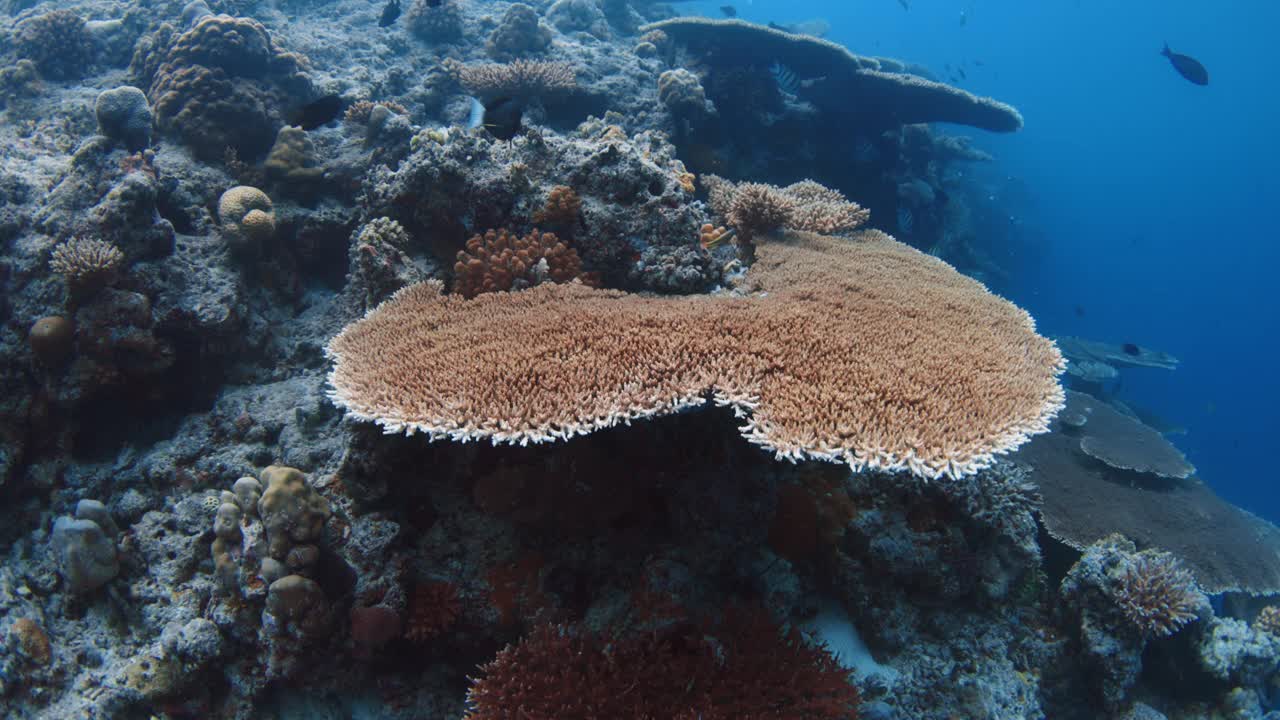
[217,185,275,247]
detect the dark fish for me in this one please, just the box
[378,0,400,27]
[897,0,909,9]
[957,67,967,79]
[1122,343,1141,356]
[426,0,443,6]
[472,96,523,140]
[1073,304,1086,318]
[959,10,967,26]
[1161,43,1208,86]
[719,5,736,17]
[288,94,344,130]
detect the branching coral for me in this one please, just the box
[446,59,576,100]
[453,228,591,299]
[49,237,125,293]
[704,175,869,240]
[464,607,859,719]
[1113,551,1204,638]
[328,230,1064,480]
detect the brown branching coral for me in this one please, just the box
[532,186,582,227]
[328,230,1065,480]
[1113,550,1204,637]
[453,228,591,299]
[446,58,576,99]
[704,175,870,240]
[49,238,125,293]
[464,607,859,719]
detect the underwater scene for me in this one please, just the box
[0,0,1276,716]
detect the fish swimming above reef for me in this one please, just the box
[468,96,523,140]
[1161,43,1209,85]
[287,94,345,130]
[379,0,400,27]
[719,5,737,18]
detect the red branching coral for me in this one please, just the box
[453,228,591,299]
[464,606,859,719]
[405,581,461,643]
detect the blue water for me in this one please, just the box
[698,0,1280,521]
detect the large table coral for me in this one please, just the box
[642,17,1024,133]
[327,230,1064,480]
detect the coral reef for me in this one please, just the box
[217,185,275,249]
[447,58,577,100]
[486,3,553,60]
[704,175,870,240]
[48,237,124,296]
[406,0,463,42]
[13,10,95,81]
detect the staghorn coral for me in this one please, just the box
[49,237,125,294]
[453,228,591,299]
[13,10,94,81]
[486,3,553,60]
[464,606,859,719]
[1112,551,1204,638]
[532,185,582,226]
[328,230,1065,480]
[446,58,577,100]
[705,175,870,240]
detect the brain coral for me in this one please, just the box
[328,230,1064,480]
[147,14,313,160]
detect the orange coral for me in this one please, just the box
[405,582,461,643]
[698,223,734,250]
[453,228,591,299]
[10,618,51,665]
[532,185,581,227]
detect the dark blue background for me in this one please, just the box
[692,1,1280,520]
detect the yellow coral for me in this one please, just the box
[217,185,275,246]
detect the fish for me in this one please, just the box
[957,67,967,80]
[897,0,909,10]
[287,94,345,130]
[959,10,967,26]
[1161,43,1208,86]
[1073,305,1086,318]
[468,96,523,140]
[719,5,736,18]
[378,0,400,27]
[1122,343,1141,356]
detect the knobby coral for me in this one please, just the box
[464,607,859,719]
[1113,550,1204,638]
[328,230,1064,480]
[453,228,591,299]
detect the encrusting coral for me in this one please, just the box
[452,228,592,299]
[328,230,1065,480]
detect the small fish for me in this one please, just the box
[1073,304,1086,318]
[1161,43,1208,86]
[378,0,400,27]
[287,94,344,130]
[468,96,523,140]
[959,10,967,26]
[1122,343,1141,356]
[719,5,736,18]
[897,0,909,10]
[957,67,967,80]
